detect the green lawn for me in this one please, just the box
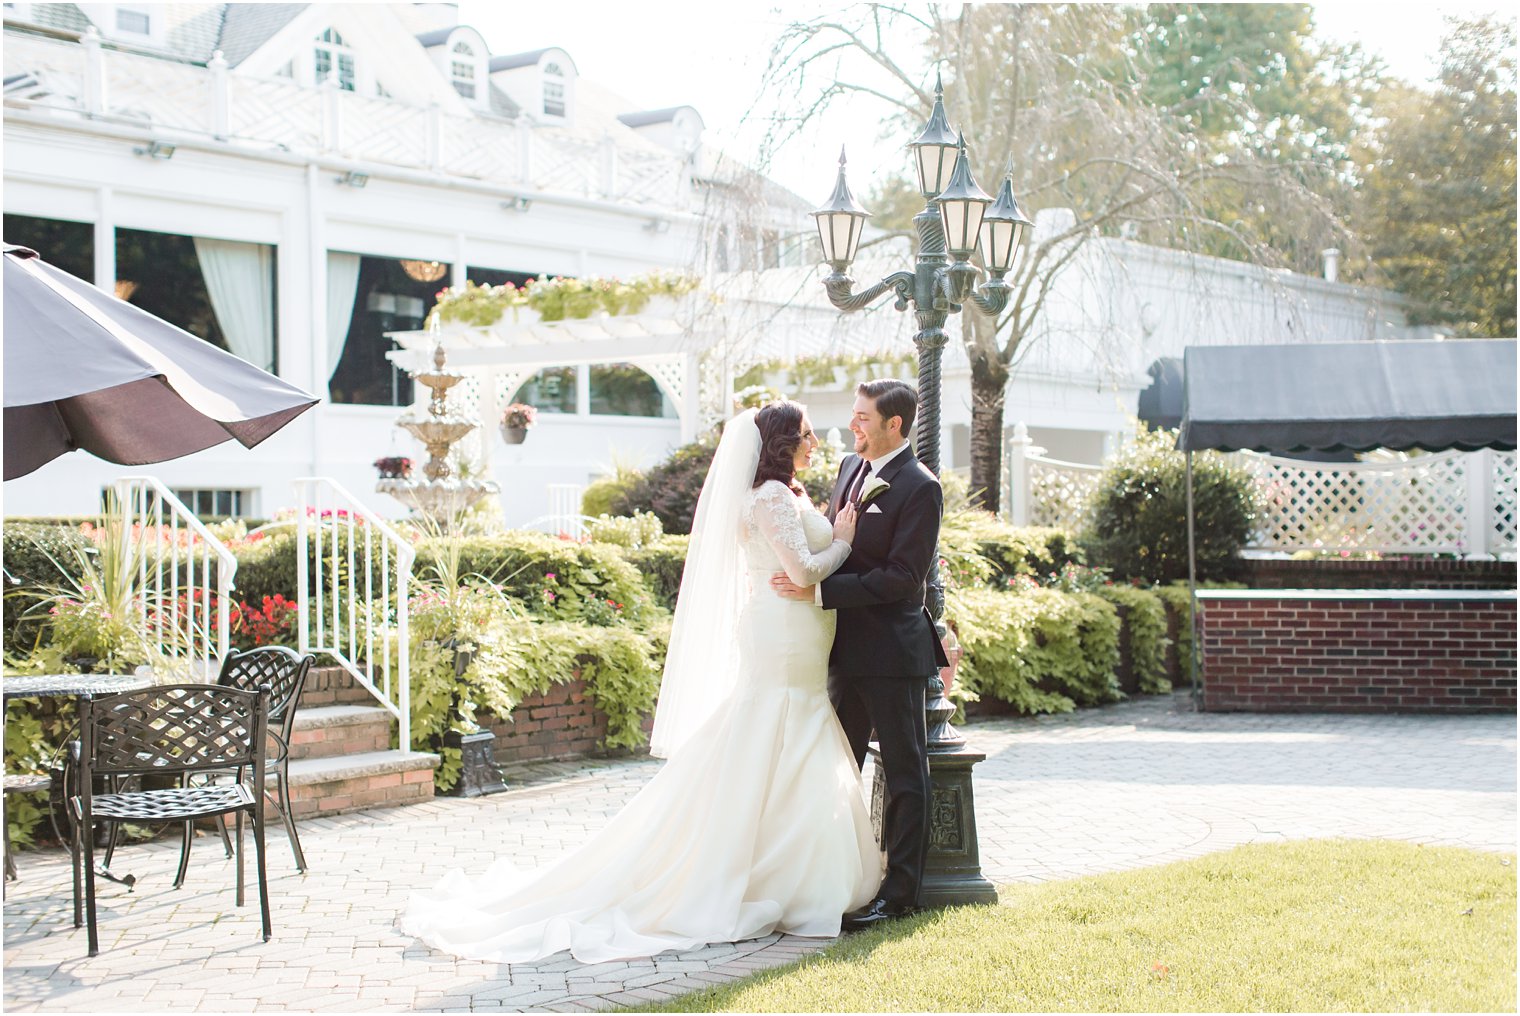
[646,840,1515,1013]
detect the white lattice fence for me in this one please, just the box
[336,91,429,166]
[1009,425,1516,558]
[229,77,321,150]
[103,48,210,130]
[1025,458,1102,530]
[1230,449,1517,555]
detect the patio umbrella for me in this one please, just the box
[2,244,318,480]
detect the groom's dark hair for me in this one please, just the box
[857,379,917,438]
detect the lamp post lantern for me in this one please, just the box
[813,71,1029,909]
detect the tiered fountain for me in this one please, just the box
[376,335,499,524]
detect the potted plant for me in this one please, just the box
[373,456,413,480]
[500,403,537,444]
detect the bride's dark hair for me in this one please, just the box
[752,400,807,494]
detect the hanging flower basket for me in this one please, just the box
[500,403,537,445]
[374,456,413,480]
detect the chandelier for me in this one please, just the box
[399,259,447,283]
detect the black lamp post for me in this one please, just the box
[813,72,1031,908]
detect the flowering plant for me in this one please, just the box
[501,403,538,429]
[231,594,299,650]
[374,456,413,479]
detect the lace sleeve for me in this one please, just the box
[752,482,851,586]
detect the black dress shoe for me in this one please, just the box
[840,896,916,933]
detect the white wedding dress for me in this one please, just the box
[402,480,883,963]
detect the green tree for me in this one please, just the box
[1357,16,1517,337]
[762,3,1345,512]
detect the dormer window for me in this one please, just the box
[451,41,477,99]
[314,28,355,91]
[543,62,566,117]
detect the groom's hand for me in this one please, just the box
[770,572,814,601]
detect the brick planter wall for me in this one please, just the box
[481,679,654,764]
[1239,557,1515,590]
[1198,590,1517,713]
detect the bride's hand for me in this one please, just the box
[833,503,858,544]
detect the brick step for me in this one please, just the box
[286,749,438,819]
[289,705,393,761]
[299,665,378,708]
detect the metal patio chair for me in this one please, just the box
[174,646,313,886]
[70,683,271,956]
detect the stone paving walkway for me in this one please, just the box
[4,694,1514,1012]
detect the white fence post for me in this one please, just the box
[208,50,229,138]
[81,26,105,114]
[425,103,442,172]
[1007,421,1033,526]
[1466,448,1495,559]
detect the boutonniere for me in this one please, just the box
[858,475,891,506]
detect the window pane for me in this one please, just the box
[116,8,149,32]
[115,227,230,352]
[338,53,355,91]
[512,367,577,414]
[544,80,565,117]
[328,255,446,406]
[589,364,674,418]
[3,214,93,282]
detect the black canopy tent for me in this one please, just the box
[1175,339,1519,701]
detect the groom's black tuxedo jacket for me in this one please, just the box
[821,446,949,679]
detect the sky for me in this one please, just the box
[456,1,1514,202]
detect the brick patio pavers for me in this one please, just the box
[4,694,1514,1012]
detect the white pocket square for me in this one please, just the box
[865,503,884,514]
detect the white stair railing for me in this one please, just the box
[111,476,236,679]
[294,478,414,750]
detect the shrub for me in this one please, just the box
[621,535,689,610]
[2,522,91,655]
[581,460,645,518]
[226,526,299,605]
[388,582,664,791]
[439,531,658,626]
[1093,585,1172,693]
[948,587,1121,713]
[940,510,1083,586]
[585,511,663,549]
[1082,427,1257,583]
[610,434,718,534]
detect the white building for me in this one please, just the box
[2,3,1434,526]
[2,2,807,523]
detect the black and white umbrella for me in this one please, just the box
[2,244,318,480]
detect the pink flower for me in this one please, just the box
[545,572,556,581]
[544,591,557,602]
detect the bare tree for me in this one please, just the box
[761,4,1346,512]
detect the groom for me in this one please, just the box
[771,378,947,931]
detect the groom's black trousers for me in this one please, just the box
[828,671,931,908]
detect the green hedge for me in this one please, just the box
[948,587,1122,714]
[1093,585,1172,694]
[2,522,92,655]
[940,510,1083,586]
[621,535,689,611]
[439,532,659,627]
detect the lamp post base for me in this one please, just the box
[442,729,507,797]
[869,743,999,908]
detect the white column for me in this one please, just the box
[1465,448,1495,559]
[453,233,467,289]
[93,187,114,295]
[1007,421,1033,526]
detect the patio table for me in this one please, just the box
[3,672,156,888]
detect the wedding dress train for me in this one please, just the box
[402,481,883,963]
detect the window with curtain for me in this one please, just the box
[2,214,93,282]
[589,364,674,418]
[327,255,447,406]
[512,367,577,414]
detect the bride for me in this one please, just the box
[402,401,884,963]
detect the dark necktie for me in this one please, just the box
[847,461,872,506]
